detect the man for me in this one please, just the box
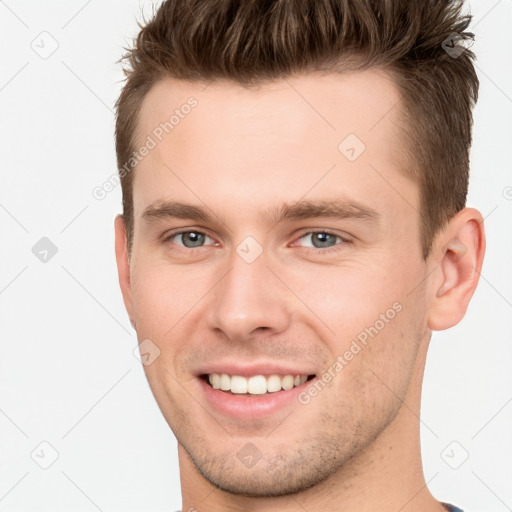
[113,1,485,510]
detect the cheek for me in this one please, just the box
[338,286,427,409]
[129,264,207,420]
[287,258,425,385]
[130,262,207,337]
[287,259,402,338]
[312,301,424,437]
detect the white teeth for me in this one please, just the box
[281,375,294,390]
[267,375,282,393]
[206,373,311,394]
[247,375,267,394]
[209,374,220,389]
[230,375,248,394]
[220,373,230,391]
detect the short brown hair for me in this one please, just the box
[115,0,478,259]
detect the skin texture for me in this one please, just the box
[114,70,485,511]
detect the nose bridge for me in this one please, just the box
[207,244,290,339]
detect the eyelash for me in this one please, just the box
[162,229,351,253]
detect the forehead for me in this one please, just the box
[132,70,416,226]
[137,69,402,150]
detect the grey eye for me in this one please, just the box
[301,232,340,248]
[177,231,209,248]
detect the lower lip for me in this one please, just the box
[198,376,315,420]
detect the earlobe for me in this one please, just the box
[427,208,486,331]
[114,214,136,329]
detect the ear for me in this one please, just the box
[427,207,486,331]
[114,214,136,329]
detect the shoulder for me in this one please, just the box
[443,503,464,512]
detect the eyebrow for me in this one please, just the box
[141,199,380,226]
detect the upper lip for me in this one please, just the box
[196,361,317,378]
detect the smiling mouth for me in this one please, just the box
[200,373,316,395]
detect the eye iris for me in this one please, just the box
[182,232,205,247]
[312,233,337,248]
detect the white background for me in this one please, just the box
[0,1,511,511]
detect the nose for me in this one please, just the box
[205,249,291,342]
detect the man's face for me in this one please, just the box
[119,70,431,496]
